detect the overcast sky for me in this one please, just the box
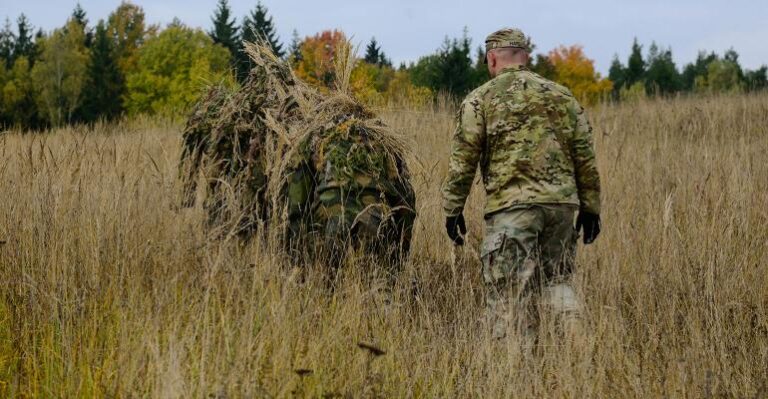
[2,0,767,74]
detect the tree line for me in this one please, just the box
[1,0,766,131]
[608,39,767,100]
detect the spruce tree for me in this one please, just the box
[209,0,239,57]
[0,19,15,67]
[13,14,36,63]
[438,30,474,96]
[71,3,93,48]
[80,21,123,122]
[288,29,302,64]
[625,38,645,86]
[242,2,282,57]
[608,55,626,99]
[644,43,681,95]
[238,2,283,80]
[364,37,381,64]
[472,46,490,86]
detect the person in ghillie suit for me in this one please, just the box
[179,41,311,237]
[281,98,416,268]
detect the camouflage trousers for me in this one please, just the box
[480,204,582,339]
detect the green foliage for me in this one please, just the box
[531,53,556,80]
[409,30,475,96]
[364,37,390,67]
[242,2,282,57]
[608,55,625,99]
[80,21,123,122]
[625,38,645,86]
[0,19,15,67]
[1,57,40,128]
[744,66,767,92]
[239,2,282,81]
[71,3,93,48]
[682,51,716,91]
[124,24,231,115]
[644,43,681,95]
[472,46,490,86]
[619,81,647,102]
[209,0,239,58]
[107,2,148,78]
[13,14,36,64]
[31,19,89,126]
[288,29,302,65]
[696,59,743,93]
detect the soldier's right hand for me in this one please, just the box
[445,213,467,246]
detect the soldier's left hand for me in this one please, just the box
[576,211,601,244]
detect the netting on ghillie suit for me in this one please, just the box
[180,41,416,262]
[180,41,318,237]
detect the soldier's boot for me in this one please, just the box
[541,281,584,340]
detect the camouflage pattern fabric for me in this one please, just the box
[284,116,416,264]
[481,204,582,338]
[484,27,532,53]
[442,64,601,216]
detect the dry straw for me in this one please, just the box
[180,39,414,239]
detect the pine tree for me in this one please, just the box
[242,2,282,57]
[364,37,381,64]
[80,20,123,121]
[607,55,626,99]
[14,14,36,63]
[71,3,93,47]
[644,43,681,95]
[238,2,283,80]
[288,29,302,64]
[472,45,490,86]
[625,38,645,86]
[0,19,15,67]
[209,0,239,57]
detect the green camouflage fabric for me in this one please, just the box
[485,28,532,53]
[481,204,582,338]
[284,116,416,262]
[442,64,601,217]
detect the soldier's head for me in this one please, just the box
[484,28,532,77]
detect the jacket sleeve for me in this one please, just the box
[441,95,485,216]
[569,100,601,215]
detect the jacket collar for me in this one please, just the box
[498,64,528,74]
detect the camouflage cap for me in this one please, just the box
[484,28,532,63]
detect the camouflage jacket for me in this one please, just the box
[442,64,601,217]
[285,117,416,243]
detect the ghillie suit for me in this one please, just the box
[279,95,416,267]
[179,42,317,237]
[180,40,416,267]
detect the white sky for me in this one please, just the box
[2,0,767,74]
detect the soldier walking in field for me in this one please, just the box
[442,28,602,338]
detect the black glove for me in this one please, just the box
[445,213,467,246]
[576,211,601,244]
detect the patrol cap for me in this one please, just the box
[484,28,532,63]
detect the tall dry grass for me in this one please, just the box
[1,94,767,398]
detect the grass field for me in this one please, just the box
[1,93,767,397]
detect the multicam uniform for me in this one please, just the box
[285,116,416,265]
[442,32,601,334]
